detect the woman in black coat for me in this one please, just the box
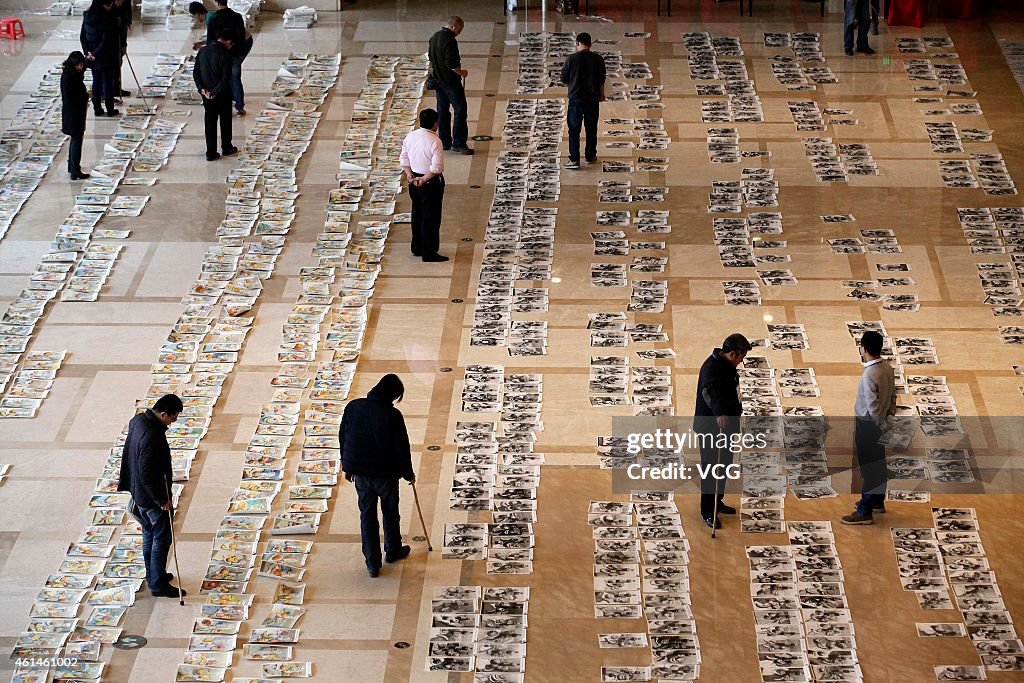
[80,0,119,117]
[61,52,91,180]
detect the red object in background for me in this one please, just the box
[0,17,25,39]
[888,0,927,27]
[936,0,984,19]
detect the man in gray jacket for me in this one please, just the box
[842,330,896,525]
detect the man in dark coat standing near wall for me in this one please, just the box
[560,31,606,169]
[693,333,751,529]
[117,394,186,598]
[428,15,474,155]
[340,374,416,578]
[194,31,237,161]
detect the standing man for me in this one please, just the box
[400,109,448,263]
[560,32,606,170]
[844,0,874,57]
[207,0,251,116]
[188,1,212,50]
[80,0,120,117]
[340,374,416,578]
[693,333,751,529]
[194,31,237,161]
[112,0,132,99]
[428,16,474,155]
[117,394,186,598]
[842,331,896,525]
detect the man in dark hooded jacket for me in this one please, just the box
[340,374,416,577]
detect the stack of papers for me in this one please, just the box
[283,6,316,29]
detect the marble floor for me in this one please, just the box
[1,0,1024,682]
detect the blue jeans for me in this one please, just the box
[567,96,599,163]
[844,0,870,52]
[134,504,172,590]
[854,418,887,515]
[67,135,83,175]
[231,36,253,110]
[435,80,468,149]
[354,476,403,570]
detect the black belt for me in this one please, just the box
[412,172,443,182]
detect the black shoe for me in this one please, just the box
[423,254,450,262]
[222,145,239,156]
[856,47,876,55]
[120,89,131,97]
[703,516,722,530]
[872,505,886,514]
[106,109,121,117]
[367,566,380,578]
[451,145,475,155]
[585,157,597,164]
[841,511,874,525]
[845,49,854,56]
[442,145,452,151]
[70,172,91,180]
[385,545,411,563]
[564,160,580,170]
[206,152,221,162]
[151,584,187,598]
[716,502,737,515]
[234,108,246,116]
[411,250,422,257]
[94,108,104,117]
[162,572,174,582]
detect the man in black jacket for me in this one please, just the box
[428,16,474,155]
[560,32,606,169]
[693,333,751,529]
[80,0,119,116]
[193,32,237,161]
[340,374,416,577]
[117,394,186,597]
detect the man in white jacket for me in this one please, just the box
[842,330,896,525]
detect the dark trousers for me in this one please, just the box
[90,65,115,110]
[854,418,887,515]
[568,96,599,163]
[844,0,871,52]
[354,475,403,570]
[435,80,468,149]
[67,135,83,175]
[696,416,737,518]
[202,95,233,155]
[409,174,445,257]
[231,37,253,110]
[134,504,172,590]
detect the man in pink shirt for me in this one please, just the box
[399,109,449,263]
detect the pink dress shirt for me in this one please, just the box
[399,127,445,175]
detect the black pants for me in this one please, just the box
[354,475,403,571]
[567,95,599,162]
[696,416,737,518]
[202,95,233,155]
[435,80,468,149]
[410,174,445,257]
[67,135,83,175]
[91,65,115,111]
[854,418,887,515]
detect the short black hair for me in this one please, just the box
[371,374,405,403]
[722,333,752,354]
[576,32,592,47]
[188,1,207,15]
[419,108,438,129]
[153,394,184,414]
[860,330,884,356]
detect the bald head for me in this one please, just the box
[446,16,464,35]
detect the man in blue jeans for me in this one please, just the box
[842,331,896,525]
[844,0,875,57]
[560,32,606,170]
[428,16,474,155]
[340,374,416,577]
[117,394,187,597]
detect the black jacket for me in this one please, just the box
[60,68,89,137]
[194,41,232,99]
[694,349,742,418]
[428,27,462,88]
[339,388,414,480]
[207,7,245,47]
[80,8,118,68]
[560,49,606,100]
[117,410,173,509]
